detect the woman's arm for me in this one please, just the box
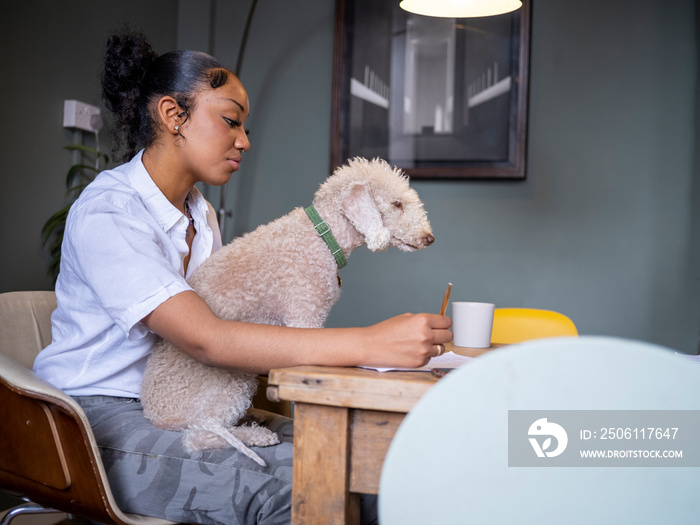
[142,290,452,374]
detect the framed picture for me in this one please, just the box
[330,0,531,179]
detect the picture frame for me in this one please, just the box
[329,0,531,179]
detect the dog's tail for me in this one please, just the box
[182,422,267,466]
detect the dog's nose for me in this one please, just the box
[425,233,435,245]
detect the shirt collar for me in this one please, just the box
[127,150,208,233]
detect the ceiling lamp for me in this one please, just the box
[399,0,522,18]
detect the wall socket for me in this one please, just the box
[63,99,103,133]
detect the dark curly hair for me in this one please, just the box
[101,31,232,161]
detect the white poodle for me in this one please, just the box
[140,157,435,465]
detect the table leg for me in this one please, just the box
[292,403,360,525]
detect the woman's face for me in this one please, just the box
[177,73,251,186]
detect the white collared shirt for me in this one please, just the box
[33,150,222,397]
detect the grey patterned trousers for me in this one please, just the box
[74,396,294,525]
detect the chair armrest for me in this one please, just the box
[0,353,86,415]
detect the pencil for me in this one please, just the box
[439,283,452,316]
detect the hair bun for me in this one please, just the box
[101,31,158,159]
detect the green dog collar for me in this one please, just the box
[304,206,347,270]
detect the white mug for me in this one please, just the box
[452,302,495,348]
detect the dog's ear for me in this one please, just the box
[341,183,390,251]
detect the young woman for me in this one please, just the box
[33,31,452,524]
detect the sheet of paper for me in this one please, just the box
[360,351,475,373]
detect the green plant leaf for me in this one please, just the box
[44,142,109,282]
[64,143,100,156]
[66,184,90,196]
[64,144,109,164]
[65,164,99,187]
[48,256,61,280]
[41,206,70,244]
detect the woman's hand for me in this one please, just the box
[360,312,453,369]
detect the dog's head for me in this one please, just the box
[328,157,434,252]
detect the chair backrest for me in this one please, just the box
[0,291,56,369]
[491,307,578,344]
[0,291,175,525]
[379,336,700,524]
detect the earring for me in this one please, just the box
[174,125,180,132]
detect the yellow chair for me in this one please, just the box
[491,308,578,344]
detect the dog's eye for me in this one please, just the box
[393,201,404,211]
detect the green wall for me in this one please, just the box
[1,0,698,354]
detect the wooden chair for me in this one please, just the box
[491,307,578,344]
[379,336,700,523]
[0,291,177,525]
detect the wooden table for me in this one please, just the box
[266,343,501,524]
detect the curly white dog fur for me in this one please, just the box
[140,157,435,466]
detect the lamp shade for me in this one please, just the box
[399,0,522,18]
